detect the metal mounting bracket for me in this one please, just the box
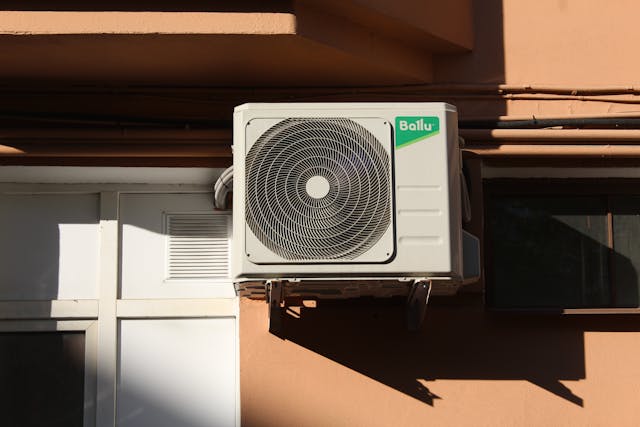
[266,280,284,333]
[406,279,432,331]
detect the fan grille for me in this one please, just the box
[245,118,392,261]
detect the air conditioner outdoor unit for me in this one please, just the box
[232,103,477,329]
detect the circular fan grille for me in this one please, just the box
[246,118,391,260]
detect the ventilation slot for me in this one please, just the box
[167,214,230,280]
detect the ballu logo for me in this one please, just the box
[399,118,433,131]
[395,116,440,148]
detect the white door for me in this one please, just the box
[117,192,237,427]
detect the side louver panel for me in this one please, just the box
[166,213,230,280]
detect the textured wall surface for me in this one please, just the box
[241,298,640,427]
[239,2,640,425]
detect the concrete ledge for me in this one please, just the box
[0,3,471,85]
[0,11,297,35]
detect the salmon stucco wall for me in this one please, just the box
[436,0,640,118]
[240,1,640,425]
[241,298,640,427]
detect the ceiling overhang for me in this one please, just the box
[0,1,473,87]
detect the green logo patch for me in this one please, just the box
[395,116,439,148]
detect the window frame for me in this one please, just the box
[484,178,640,314]
[0,170,240,427]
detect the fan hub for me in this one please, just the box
[305,175,330,199]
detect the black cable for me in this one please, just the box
[5,111,640,131]
[459,117,640,129]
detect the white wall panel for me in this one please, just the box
[116,318,237,427]
[0,194,100,300]
[119,193,234,299]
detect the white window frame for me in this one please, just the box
[0,167,240,427]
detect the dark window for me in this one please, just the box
[486,180,640,310]
[610,196,640,307]
[0,332,85,427]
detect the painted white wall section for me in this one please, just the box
[0,193,100,300]
[116,318,237,427]
[120,193,234,299]
[58,222,101,299]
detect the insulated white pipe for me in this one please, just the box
[214,165,233,210]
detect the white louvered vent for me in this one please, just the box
[166,213,230,280]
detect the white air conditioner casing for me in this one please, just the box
[232,103,462,282]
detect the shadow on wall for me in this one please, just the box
[434,0,506,118]
[277,300,588,407]
[0,0,506,124]
[276,298,640,409]
[273,210,640,409]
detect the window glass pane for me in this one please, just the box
[0,332,85,427]
[611,196,640,307]
[489,196,610,308]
